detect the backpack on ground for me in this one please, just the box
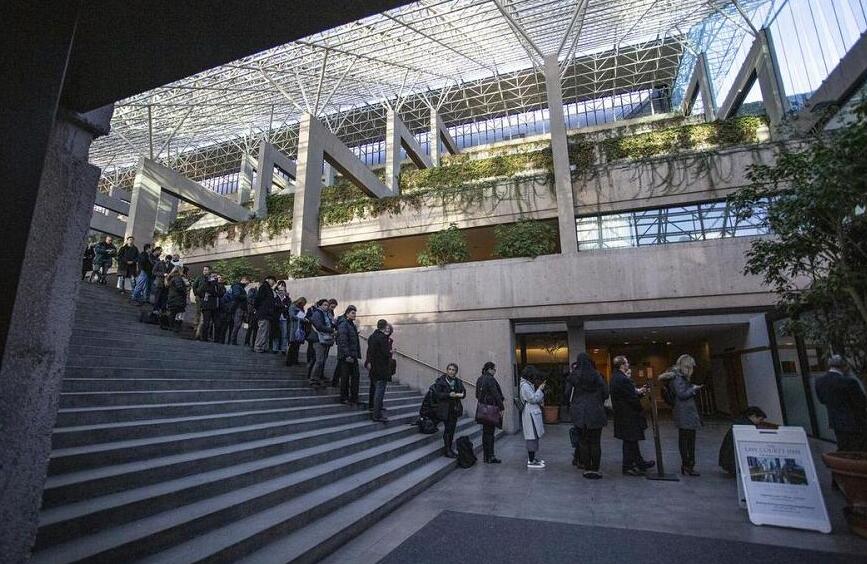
[661,379,676,407]
[455,436,476,468]
[415,417,438,434]
[138,309,160,325]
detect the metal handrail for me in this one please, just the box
[359,332,476,388]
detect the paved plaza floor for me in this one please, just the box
[323,420,867,563]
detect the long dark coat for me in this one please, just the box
[431,374,466,422]
[610,369,647,441]
[567,368,609,430]
[366,329,391,381]
[815,369,867,433]
[475,372,505,410]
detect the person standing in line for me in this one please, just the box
[661,354,703,476]
[213,274,233,344]
[116,236,139,294]
[191,265,211,340]
[245,283,259,348]
[367,319,392,422]
[253,276,277,353]
[432,363,466,458]
[304,300,323,381]
[328,298,342,387]
[131,244,154,304]
[92,236,116,285]
[195,270,224,342]
[228,276,249,345]
[310,298,336,387]
[274,280,290,354]
[286,297,308,366]
[82,243,95,281]
[566,352,609,479]
[816,354,867,453]
[476,362,504,464]
[164,267,188,333]
[520,366,547,469]
[151,252,170,309]
[611,355,655,476]
[337,305,361,405]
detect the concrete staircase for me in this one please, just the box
[32,282,485,563]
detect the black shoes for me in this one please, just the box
[622,467,645,477]
[372,416,389,423]
[484,457,502,464]
[681,466,700,477]
[443,448,457,459]
[640,460,656,471]
[583,471,603,479]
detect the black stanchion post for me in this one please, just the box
[645,379,679,482]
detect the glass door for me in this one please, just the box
[772,319,815,436]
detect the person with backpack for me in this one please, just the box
[475,362,504,464]
[659,354,703,476]
[228,276,249,345]
[611,355,655,476]
[286,297,307,365]
[519,366,547,469]
[309,298,335,387]
[565,353,609,479]
[304,300,322,380]
[432,363,466,458]
[164,267,188,333]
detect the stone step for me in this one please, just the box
[48,404,419,475]
[136,424,482,564]
[59,377,391,393]
[32,420,475,561]
[64,354,297,371]
[239,431,499,564]
[63,366,303,379]
[71,344,299,362]
[51,396,421,448]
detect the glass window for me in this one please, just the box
[773,319,815,435]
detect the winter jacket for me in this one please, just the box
[366,329,391,381]
[137,252,154,276]
[227,282,248,312]
[336,317,361,361]
[567,367,609,430]
[475,372,504,411]
[520,378,545,441]
[93,241,117,266]
[117,244,139,266]
[252,282,276,321]
[166,276,188,312]
[288,304,307,342]
[431,374,466,422]
[196,277,225,311]
[660,368,702,430]
[816,369,867,433]
[611,369,647,442]
[310,307,334,344]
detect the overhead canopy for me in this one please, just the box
[90,0,774,187]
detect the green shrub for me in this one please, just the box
[287,254,321,279]
[213,257,259,281]
[494,220,557,258]
[338,242,385,273]
[417,224,470,267]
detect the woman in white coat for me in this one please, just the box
[520,366,547,468]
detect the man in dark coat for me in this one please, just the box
[228,276,249,345]
[192,265,211,340]
[336,306,362,404]
[195,271,225,342]
[367,319,392,422]
[610,355,655,475]
[116,236,139,294]
[92,236,116,284]
[253,277,276,352]
[431,363,466,458]
[816,355,867,452]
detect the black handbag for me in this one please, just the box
[475,402,502,428]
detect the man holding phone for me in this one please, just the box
[611,355,655,476]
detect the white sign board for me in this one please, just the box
[733,425,831,533]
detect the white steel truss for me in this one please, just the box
[90,0,776,192]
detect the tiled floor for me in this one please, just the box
[322,420,866,563]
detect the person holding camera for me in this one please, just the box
[520,366,547,469]
[432,363,466,458]
[195,270,225,342]
[660,354,703,476]
[611,356,655,476]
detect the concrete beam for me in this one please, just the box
[155,193,179,233]
[237,152,254,205]
[429,109,459,166]
[717,28,788,125]
[126,158,250,244]
[794,31,867,134]
[682,52,716,122]
[94,191,129,215]
[254,141,297,217]
[90,210,126,237]
[385,109,431,194]
[543,54,579,255]
[291,113,388,260]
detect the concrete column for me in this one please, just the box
[237,152,254,204]
[154,193,178,233]
[0,105,113,560]
[566,322,586,363]
[430,110,442,167]
[290,114,325,257]
[254,140,274,217]
[385,110,402,193]
[756,28,789,126]
[126,157,162,244]
[543,54,579,255]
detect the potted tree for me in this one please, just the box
[542,369,562,424]
[821,452,867,538]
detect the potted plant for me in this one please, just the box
[542,369,562,424]
[822,452,867,538]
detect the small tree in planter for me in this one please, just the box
[338,242,385,273]
[214,257,259,281]
[417,223,470,267]
[542,368,563,424]
[494,219,557,258]
[267,254,321,279]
